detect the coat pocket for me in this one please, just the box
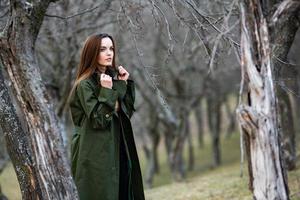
[90,103,114,130]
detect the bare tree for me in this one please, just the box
[0,0,78,199]
[116,0,241,182]
[236,0,300,199]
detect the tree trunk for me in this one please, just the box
[237,1,290,199]
[225,95,237,138]
[145,116,160,188]
[186,116,194,171]
[169,112,188,181]
[195,103,204,148]
[0,129,8,174]
[207,95,222,167]
[0,1,78,199]
[277,89,296,170]
[0,68,41,199]
[271,0,300,171]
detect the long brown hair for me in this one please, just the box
[67,33,116,105]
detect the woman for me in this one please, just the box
[68,33,145,200]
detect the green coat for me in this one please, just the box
[69,72,145,200]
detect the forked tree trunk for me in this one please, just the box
[0,1,78,199]
[237,1,289,199]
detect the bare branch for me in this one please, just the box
[276,80,300,98]
[148,0,175,64]
[120,0,178,127]
[208,0,239,74]
[208,19,239,74]
[185,0,240,46]
[45,0,112,20]
[271,0,300,24]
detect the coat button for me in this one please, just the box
[105,114,110,118]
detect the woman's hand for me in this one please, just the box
[117,66,129,81]
[100,73,113,89]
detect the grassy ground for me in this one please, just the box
[145,162,252,200]
[145,161,300,200]
[1,133,299,200]
[0,162,20,200]
[140,132,300,199]
[138,132,243,188]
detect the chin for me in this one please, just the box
[100,63,111,67]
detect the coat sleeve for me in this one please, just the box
[123,79,136,118]
[76,80,118,129]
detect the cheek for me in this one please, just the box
[110,52,114,60]
[98,53,104,61]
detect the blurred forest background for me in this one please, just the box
[0,0,300,199]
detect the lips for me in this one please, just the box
[106,58,112,61]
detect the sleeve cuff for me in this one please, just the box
[126,79,134,91]
[97,87,119,110]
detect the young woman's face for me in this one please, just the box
[97,37,114,66]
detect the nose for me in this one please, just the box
[106,50,112,56]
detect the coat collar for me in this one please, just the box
[91,67,119,84]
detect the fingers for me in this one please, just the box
[100,73,113,88]
[100,73,112,81]
[118,66,129,78]
[118,66,124,71]
[118,66,127,75]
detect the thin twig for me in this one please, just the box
[276,81,300,98]
[44,1,109,20]
[271,0,300,24]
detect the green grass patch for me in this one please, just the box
[139,132,242,188]
[0,162,21,200]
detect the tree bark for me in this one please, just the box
[271,0,300,171]
[0,67,42,199]
[0,1,78,199]
[0,129,8,174]
[237,0,290,199]
[277,89,296,170]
